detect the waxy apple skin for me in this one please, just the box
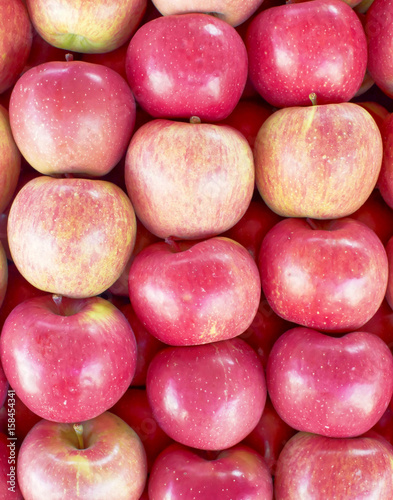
[275,432,393,499]
[255,103,383,219]
[149,443,273,500]
[0,295,137,423]
[377,113,393,209]
[267,328,393,438]
[246,0,367,107]
[7,176,136,299]
[17,412,147,500]
[9,61,136,177]
[259,218,388,332]
[147,338,266,450]
[128,237,261,346]
[125,119,254,239]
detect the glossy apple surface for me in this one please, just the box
[9,60,136,177]
[0,295,137,422]
[17,412,147,500]
[0,242,7,310]
[254,102,383,219]
[7,176,136,299]
[129,237,261,346]
[246,0,367,107]
[267,327,393,437]
[275,432,393,499]
[125,119,254,240]
[259,218,388,332]
[1,391,41,443]
[384,237,393,310]
[149,443,273,499]
[147,338,266,450]
[377,113,393,209]
[0,105,20,215]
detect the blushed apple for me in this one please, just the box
[0,432,22,499]
[377,113,393,209]
[0,105,20,215]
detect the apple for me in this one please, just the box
[146,337,266,450]
[0,361,7,410]
[82,41,129,81]
[148,443,273,499]
[0,242,7,310]
[372,406,393,446]
[377,113,393,209]
[362,299,393,351]
[1,391,41,443]
[125,119,254,240]
[0,0,33,94]
[25,0,147,53]
[246,0,367,107]
[17,412,147,500]
[267,327,393,438]
[259,218,388,332]
[9,60,136,177]
[128,237,261,346]
[0,432,23,499]
[275,432,393,499]
[384,236,393,310]
[0,294,137,423]
[7,176,136,299]
[357,100,390,132]
[254,102,383,219]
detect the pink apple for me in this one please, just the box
[1,391,41,443]
[0,105,20,215]
[7,176,136,299]
[125,119,254,240]
[377,113,393,209]
[0,295,137,422]
[126,13,248,121]
[128,237,261,346]
[246,0,367,107]
[384,236,393,310]
[362,299,393,350]
[0,242,7,310]
[17,412,147,500]
[147,338,266,450]
[9,60,136,177]
[259,218,388,332]
[0,432,22,499]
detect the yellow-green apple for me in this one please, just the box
[146,338,266,450]
[0,295,137,423]
[275,432,393,499]
[151,0,264,26]
[9,60,136,177]
[267,327,393,438]
[17,412,147,500]
[0,0,32,94]
[7,176,136,299]
[246,0,367,107]
[126,14,248,122]
[258,218,388,332]
[0,432,23,499]
[128,237,261,346]
[125,119,254,240]
[25,0,147,53]
[255,102,382,219]
[148,443,273,499]
[0,105,20,214]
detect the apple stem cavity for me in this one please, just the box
[309,92,318,106]
[73,423,84,450]
[190,116,202,124]
[52,294,63,308]
[165,236,182,253]
[306,218,320,230]
[65,53,74,62]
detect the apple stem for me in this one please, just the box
[309,93,317,106]
[65,53,74,62]
[73,423,84,450]
[165,236,182,252]
[190,116,201,124]
[52,294,62,307]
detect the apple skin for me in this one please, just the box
[147,338,266,450]
[1,391,41,443]
[0,0,33,94]
[267,327,393,438]
[246,0,367,108]
[275,432,393,499]
[148,443,273,500]
[9,60,136,177]
[362,299,393,351]
[0,432,23,499]
[25,0,147,54]
[0,295,137,423]
[7,176,136,299]
[377,113,393,209]
[258,218,388,332]
[0,242,7,310]
[126,13,247,122]
[17,412,147,500]
[128,237,261,346]
[254,102,383,219]
[384,236,393,310]
[125,119,254,240]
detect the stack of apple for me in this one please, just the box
[2,0,393,497]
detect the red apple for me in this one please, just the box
[377,113,393,209]
[259,218,388,332]
[357,100,390,131]
[128,237,261,346]
[0,361,7,410]
[17,412,147,500]
[246,0,367,107]
[82,41,129,81]
[0,242,7,310]
[7,176,136,299]
[384,236,393,310]
[362,299,393,350]
[148,443,273,499]
[372,406,393,446]
[267,327,393,438]
[275,432,393,499]
[9,60,136,177]
[0,432,22,499]
[125,119,254,240]
[26,0,147,53]
[147,338,266,450]
[2,391,41,443]
[0,295,137,423]
[254,102,382,219]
